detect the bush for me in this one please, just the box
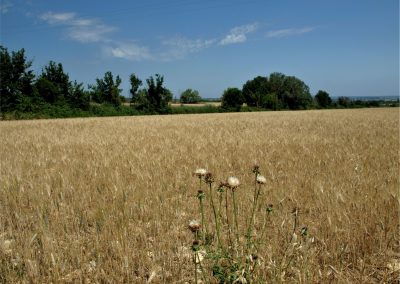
[221,88,244,111]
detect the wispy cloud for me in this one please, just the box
[0,2,12,14]
[39,14,262,61]
[39,11,116,43]
[266,27,315,38]
[219,23,258,45]
[103,42,152,61]
[68,24,115,43]
[160,37,216,60]
[40,12,76,24]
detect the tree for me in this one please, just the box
[315,90,332,108]
[90,71,122,106]
[281,76,313,110]
[337,96,351,108]
[36,61,70,104]
[221,87,244,111]
[68,81,90,110]
[145,74,172,113]
[0,46,35,111]
[129,73,142,105]
[180,89,202,104]
[261,92,279,110]
[242,76,269,107]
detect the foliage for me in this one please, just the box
[242,76,269,107]
[134,74,172,114]
[0,46,35,112]
[315,90,332,108]
[221,88,244,111]
[68,81,90,110]
[90,71,123,106]
[180,89,202,104]
[189,167,314,283]
[280,75,312,110]
[241,72,313,110]
[129,73,142,105]
[0,45,395,120]
[337,96,352,108]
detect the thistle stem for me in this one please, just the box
[247,183,261,251]
[232,189,240,246]
[225,189,233,249]
[209,184,222,248]
[198,177,206,241]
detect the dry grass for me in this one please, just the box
[0,108,399,283]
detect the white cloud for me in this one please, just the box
[219,23,258,45]
[0,2,12,14]
[40,12,76,24]
[160,37,216,60]
[104,42,152,61]
[39,11,115,43]
[266,27,315,38]
[68,24,116,43]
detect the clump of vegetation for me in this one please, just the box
[188,166,315,283]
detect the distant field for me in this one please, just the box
[170,102,221,107]
[0,108,399,282]
[123,102,221,107]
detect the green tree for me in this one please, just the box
[129,73,142,106]
[144,74,172,113]
[281,75,313,110]
[36,61,70,104]
[221,87,244,111]
[268,72,286,97]
[242,76,269,107]
[337,96,352,108]
[68,81,90,110]
[180,89,202,104]
[90,71,122,106]
[315,90,332,108]
[0,46,35,111]
[261,92,280,110]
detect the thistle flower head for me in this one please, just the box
[204,172,214,184]
[252,164,260,175]
[194,168,207,177]
[227,176,240,189]
[256,175,267,184]
[188,220,201,233]
[217,181,226,193]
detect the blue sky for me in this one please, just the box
[1,0,398,98]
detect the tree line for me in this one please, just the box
[1,46,394,119]
[0,46,175,115]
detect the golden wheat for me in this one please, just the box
[0,108,399,282]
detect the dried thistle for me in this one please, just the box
[204,172,214,185]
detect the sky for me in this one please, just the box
[0,0,398,98]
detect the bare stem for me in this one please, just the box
[225,189,233,249]
[209,183,222,249]
[232,189,240,246]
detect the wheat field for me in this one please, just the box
[0,108,399,283]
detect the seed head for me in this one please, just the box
[217,181,226,193]
[194,168,207,177]
[252,164,260,175]
[188,220,201,233]
[204,172,214,184]
[191,240,200,252]
[227,176,240,189]
[256,175,267,184]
